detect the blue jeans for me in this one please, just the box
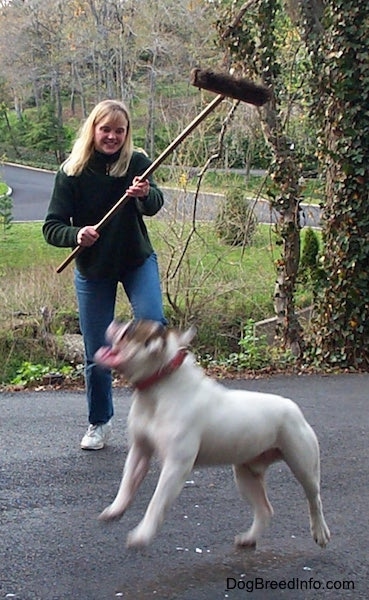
[74,252,166,425]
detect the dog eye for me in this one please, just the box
[117,328,128,342]
[117,321,136,342]
[143,323,165,347]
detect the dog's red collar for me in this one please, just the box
[135,348,188,391]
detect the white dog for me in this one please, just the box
[94,320,330,550]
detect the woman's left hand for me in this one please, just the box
[127,177,150,198]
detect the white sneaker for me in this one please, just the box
[80,421,112,450]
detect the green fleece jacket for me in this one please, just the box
[43,150,164,279]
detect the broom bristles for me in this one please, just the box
[190,68,271,106]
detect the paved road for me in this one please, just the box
[2,163,321,226]
[1,373,368,599]
[1,163,55,222]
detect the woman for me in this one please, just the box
[43,99,166,450]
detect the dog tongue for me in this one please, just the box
[94,346,120,368]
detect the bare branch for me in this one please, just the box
[221,0,259,41]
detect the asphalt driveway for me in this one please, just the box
[4,162,321,226]
[0,373,368,599]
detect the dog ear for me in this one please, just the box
[105,320,121,342]
[179,325,197,347]
[105,320,130,343]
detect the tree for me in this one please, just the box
[291,0,369,368]
[0,0,216,162]
[0,101,22,158]
[216,0,310,355]
[23,102,69,163]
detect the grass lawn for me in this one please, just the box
[1,221,70,268]
[0,219,316,383]
[0,220,312,332]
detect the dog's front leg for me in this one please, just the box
[126,456,194,548]
[99,441,152,522]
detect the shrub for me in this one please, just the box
[0,192,13,237]
[298,227,325,298]
[300,227,320,271]
[215,187,258,247]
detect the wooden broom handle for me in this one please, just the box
[56,94,224,273]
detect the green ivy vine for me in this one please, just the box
[304,0,369,368]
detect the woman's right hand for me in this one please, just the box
[77,226,100,247]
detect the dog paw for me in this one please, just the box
[126,525,154,548]
[98,505,124,522]
[234,532,257,549]
[312,522,331,548]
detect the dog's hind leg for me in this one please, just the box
[233,463,274,548]
[99,441,152,522]
[281,421,331,548]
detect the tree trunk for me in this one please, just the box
[217,0,305,354]
[294,0,369,368]
[260,103,304,354]
[145,66,157,158]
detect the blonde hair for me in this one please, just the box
[63,99,134,177]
